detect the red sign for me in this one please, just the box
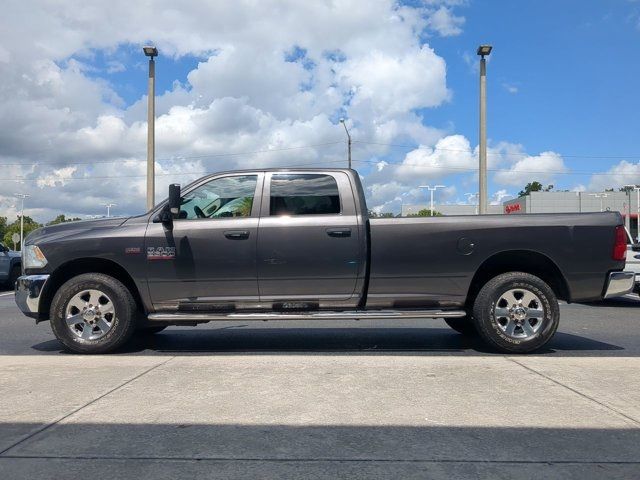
[505,204,521,214]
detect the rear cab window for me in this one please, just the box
[269,174,341,216]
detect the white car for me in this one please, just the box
[626,228,640,295]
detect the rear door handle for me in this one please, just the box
[224,230,250,240]
[326,228,351,238]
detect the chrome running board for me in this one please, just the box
[147,309,466,322]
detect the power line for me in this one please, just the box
[3,159,636,183]
[353,140,640,160]
[352,158,638,177]
[3,139,640,168]
[0,141,345,167]
[2,159,351,182]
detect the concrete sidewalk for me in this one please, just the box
[1,354,639,479]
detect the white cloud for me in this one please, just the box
[0,0,466,221]
[502,83,519,94]
[588,160,640,191]
[425,6,465,36]
[493,150,567,187]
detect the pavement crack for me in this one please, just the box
[506,357,640,427]
[0,356,175,456]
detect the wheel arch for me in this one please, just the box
[466,250,570,307]
[40,258,145,321]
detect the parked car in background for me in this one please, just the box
[14,168,635,354]
[0,242,21,289]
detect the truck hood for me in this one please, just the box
[25,217,129,245]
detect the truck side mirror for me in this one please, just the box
[168,183,181,217]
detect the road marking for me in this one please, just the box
[0,292,14,297]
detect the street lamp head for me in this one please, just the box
[477,44,492,57]
[339,118,345,123]
[143,45,158,57]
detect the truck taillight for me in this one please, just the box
[613,225,627,261]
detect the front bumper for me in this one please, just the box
[603,271,635,299]
[15,275,50,319]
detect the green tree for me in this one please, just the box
[407,208,442,217]
[518,181,544,197]
[3,216,42,250]
[0,216,7,241]
[46,214,81,226]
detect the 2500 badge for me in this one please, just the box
[147,246,176,260]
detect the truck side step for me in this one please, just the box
[147,309,467,322]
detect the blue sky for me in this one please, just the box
[430,0,639,187]
[1,0,639,219]
[89,1,639,192]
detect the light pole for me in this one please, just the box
[102,203,116,218]
[465,192,479,215]
[419,185,446,216]
[143,45,158,211]
[14,193,30,251]
[339,118,352,169]
[477,44,492,215]
[589,193,608,212]
[624,184,640,241]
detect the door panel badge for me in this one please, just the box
[147,246,176,260]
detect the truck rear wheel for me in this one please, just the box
[443,317,477,336]
[472,272,559,354]
[50,273,137,354]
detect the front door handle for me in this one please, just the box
[224,230,250,240]
[326,228,351,238]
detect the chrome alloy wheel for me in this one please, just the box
[65,289,116,341]
[493,288,544,339]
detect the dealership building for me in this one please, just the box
[402,190,639,240]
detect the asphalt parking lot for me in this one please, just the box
[1,290,639,479]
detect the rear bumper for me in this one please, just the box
[603,271,635,299]
[15,275,50,319]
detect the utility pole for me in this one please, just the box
[14,193,30,251]
[143,45,158,211]
[419,185,446,216]
[339,118,352,169]
[477,44,492,215]
[102,203,117,218]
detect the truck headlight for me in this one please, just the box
[23,245,48,269]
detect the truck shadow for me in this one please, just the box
[31,327,625,356]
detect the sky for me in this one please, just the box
[0,0,638,222]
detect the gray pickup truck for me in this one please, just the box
[15,168,635,354]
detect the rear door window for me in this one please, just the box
[269,174,341,216]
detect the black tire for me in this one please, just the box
[50,273,137,354]
[472,272,559,354]
[137,325,168,335]
[444,317,478,336]
[8,264,21,289]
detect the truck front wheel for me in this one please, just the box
[472,272,559,354]
[50,273,137,354]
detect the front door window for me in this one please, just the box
[179,175,258,220]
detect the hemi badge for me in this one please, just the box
[125,247,141,254]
